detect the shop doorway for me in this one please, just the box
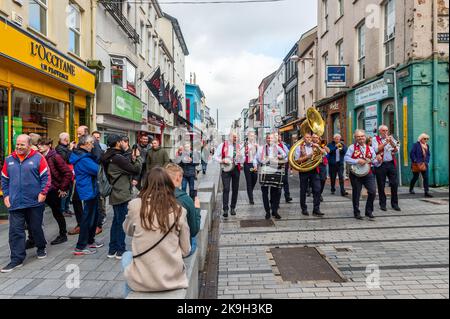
[332,113,341,137]
[382,103,395,134]
[356,108,365,130]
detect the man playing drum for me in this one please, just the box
[344,130,381,220]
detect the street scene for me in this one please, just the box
[0,0,449,302]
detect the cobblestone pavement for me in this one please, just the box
[216,177,449,299]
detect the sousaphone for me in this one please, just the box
[288,107,325,173]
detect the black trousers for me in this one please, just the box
[374,161,399,208]
[410,169,430,193]
[222,167,240,211]
[261,186,282,215]
[300,171,321,212]
[72,186,84,227]
[349,173,376,216]
[329,162,346,195]
[46,189,67,236]
[244,163,258,203]
[282,164,291,200]
[318,164,327,195]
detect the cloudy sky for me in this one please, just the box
[161,0,317,133]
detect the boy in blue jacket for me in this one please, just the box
[69,135,103,255]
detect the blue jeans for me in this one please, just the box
[60,183,73,213]
[76,198,99,250]
[182,176,196,199]
[121,251,133,297]
[9,205,46,265]
[109,202,129,255]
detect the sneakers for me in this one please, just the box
[25,239,35,250]
[107,252,117,259]
[89,242,104,249]
[95,227,103,235]
[68,226,80,235]
[37,249,47,259]
[73,248,96,256]
[115,251,124,260]
[1,262,23,273]
[50,235,68,245]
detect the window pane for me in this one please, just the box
[111,64,123,87]
[69,30,80,55]
[126,61,136,94]
[29,0,47,35]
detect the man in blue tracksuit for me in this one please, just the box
[69,135,102,256]
[1,135,51,273]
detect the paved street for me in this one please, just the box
[216,175,449,299]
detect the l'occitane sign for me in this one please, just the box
[0,17,95,94]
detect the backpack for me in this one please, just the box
[97,158,120,197]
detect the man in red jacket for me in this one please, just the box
[38,138,73,245]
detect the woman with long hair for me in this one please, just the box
[121,167,191,294]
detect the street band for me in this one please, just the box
[216,108,404,223]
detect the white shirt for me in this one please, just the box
[344,144,379,166]
[214,142,244,165]
[293,143,314,161]
[240,142,259,164]
[336,148,340,163]
[253,144,287,169]
[371,136,399,167]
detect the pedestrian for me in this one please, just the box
[92,131,107,152]
[69,135,103,255]
[409,133,433,198]
[175,143,200,200]
[101,135,143,260]
[133,134,151,189]
[1,135,51,273]
[56,133,76,218]
[372,125,401,212]
[201,142,210,174]
[37,138,73,245]
[327,134,349,196]
[145,138,170,177]
[28,133,41,151]
[121,167,191,294]
[165,163,201,255]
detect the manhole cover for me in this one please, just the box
[268,247,346,283]
[240,219,275,228]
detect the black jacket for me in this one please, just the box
[55,143,72,164]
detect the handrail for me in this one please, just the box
[98,0,140,44]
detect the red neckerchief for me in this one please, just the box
[376,135,397,168]
[222,141,241,172]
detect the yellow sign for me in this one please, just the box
[0,18,95,94]
[403,97,408,167]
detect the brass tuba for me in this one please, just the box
[288,107,326,173]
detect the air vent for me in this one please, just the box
[12,11,24,26]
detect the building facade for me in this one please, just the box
[263,64,285,135]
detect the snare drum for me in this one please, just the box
[259,165,284,188]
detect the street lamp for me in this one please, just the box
[290,55,315,62]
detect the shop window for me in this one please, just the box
[383,104,395,134]
[11,90,66,149]
[332,113,341,136]
[29,0,47,35]
[68,3,81,56]
[357,22,366,81]
[0,88,7,168]
[356,109,365,130]
[384,0,395,68]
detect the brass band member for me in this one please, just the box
[372,125,401,212]
[327,134,349,196]
[344,130,380,220]
[214,132,243,218]
[312,134,329,202]
[277,132,293,203]
[253,133,287,220]
[294,133,324,217]
[242,130,259,205]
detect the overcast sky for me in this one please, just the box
[161,0,317,133]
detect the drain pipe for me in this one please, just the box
[432,0,439,186]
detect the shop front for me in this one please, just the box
[0,16,95,218]
[278,112,302,146]
[316,93,347,144]
[96,83,145,146]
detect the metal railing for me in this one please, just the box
[98,0,140,44]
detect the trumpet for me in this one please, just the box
[336,143,343,151]
[387,136,401,148]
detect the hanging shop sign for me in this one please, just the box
[326,65,347,88]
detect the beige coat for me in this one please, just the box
[123,198,191,292]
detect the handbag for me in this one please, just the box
[133,223,176,259]
[412,162,427,173]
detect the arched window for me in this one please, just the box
[356,108,365,130]
[332,114,341,135]
[382,103,395,134]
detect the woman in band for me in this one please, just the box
[344,129,381,220]
[253,133,287,220]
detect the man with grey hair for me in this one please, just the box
[1,135,51,272]
[327,134,348,196]
[69,135,103,255]
[372,125,401,212]
[344,130,380,221]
